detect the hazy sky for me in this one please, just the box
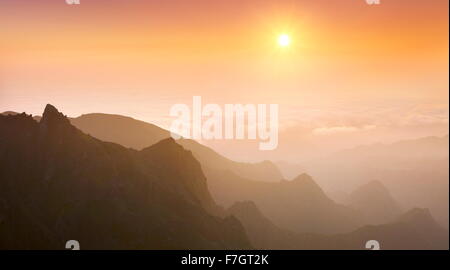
[1,0,448,161]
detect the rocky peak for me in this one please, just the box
[41,104,70,125]
[39,104,74,135]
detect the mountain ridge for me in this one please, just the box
[0,105,251,249]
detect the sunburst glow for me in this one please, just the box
[278,34,290,47]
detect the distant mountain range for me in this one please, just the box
[303,135,449,228]
[1,107,447,249]
[227,201,448,250]
[25,111,364,234]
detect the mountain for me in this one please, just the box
[227,201,448,250]
[69,113,170,150]
[177,139,283,183]
[348,180,402,225]
[4,110,359,235]
[0,105,251,249]
[304,135,449,228]
[214,172,364,234]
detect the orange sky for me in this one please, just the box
[0,0,448,161]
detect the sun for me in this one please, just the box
[277,34,290,47]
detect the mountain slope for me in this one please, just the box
[0,105,251,249]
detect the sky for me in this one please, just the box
[0,0,448,161]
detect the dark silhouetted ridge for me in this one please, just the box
[0,105,251,249]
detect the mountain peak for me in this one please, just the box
[41,104,70,125]
[43,104,58,115]
[40,104,73,135]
